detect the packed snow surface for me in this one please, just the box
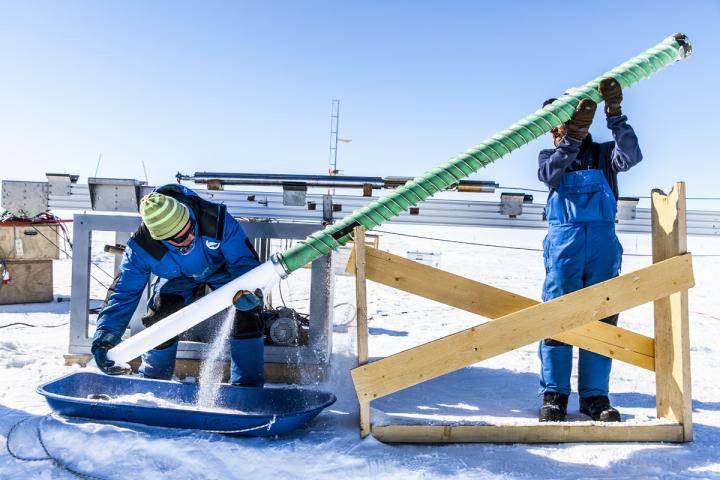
[1,225,719,479]
[83,392,247,415]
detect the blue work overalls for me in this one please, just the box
[539,169,623,398]
[93,184,263,383]
[137,217,264,384]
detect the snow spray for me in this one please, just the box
[195,308,235,407]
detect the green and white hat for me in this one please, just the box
[139,193,190,240]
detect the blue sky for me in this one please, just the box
[1,1,718,206]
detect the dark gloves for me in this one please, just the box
[232,289,265,339]
[232,289,263,312]
[564,98,597,141]
[91,332,130,375]
[599,77,623,117]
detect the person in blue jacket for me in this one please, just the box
[91,184,265,386]
[537,78,642,422]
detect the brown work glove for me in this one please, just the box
[564,98,597,141]
[599,77,623,117]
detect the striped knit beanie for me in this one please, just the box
[139,193,190,240]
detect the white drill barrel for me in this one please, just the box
[106,260,285,365]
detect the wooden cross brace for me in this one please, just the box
[348,246,658,371]
[349,253,694,402]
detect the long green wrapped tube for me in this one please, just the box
[278,33,692,274]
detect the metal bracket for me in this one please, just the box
[323,195,333,223]
[282,184,307,206]
[87,178,146,212]
[206,179,224,191]
[500,192,527,218]
[1,181,49,218]
[617,197,640,221]
[46,173,79,197]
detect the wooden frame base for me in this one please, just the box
[371,423,685,444]
[351,254,693,403]
[63,354,328,385]
[348,182,694,444]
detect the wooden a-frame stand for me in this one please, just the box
[347,183,694,443]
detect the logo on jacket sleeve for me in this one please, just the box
[205,240,221,250]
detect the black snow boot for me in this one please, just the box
[539,392,568,422]
[579,396,621,422]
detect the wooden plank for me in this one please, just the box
[550,328,653,371]
[561,321,654,357]
[371,424,684,444]
[351,254,694,402]
[363,246,655,370]
[364,246,535,317]
[355,228,369,366]
[353,226,371,438]
[345,242,356,274]
[652,182,693,441]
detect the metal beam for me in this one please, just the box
[45,184,720,236]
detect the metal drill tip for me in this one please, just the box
[673,33,692,58]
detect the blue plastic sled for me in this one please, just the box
[37,371,336,436]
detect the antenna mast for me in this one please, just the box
[328,99,340,176]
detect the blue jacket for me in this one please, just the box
[538,115,643,200]
[94,185,260,346]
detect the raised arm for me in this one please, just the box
[93,244,150,348]
[599,77,643,172]
[538,137,582,188]
[538,98,597,189]
[607,115,643,172]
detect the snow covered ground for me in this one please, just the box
[1,223,720,479]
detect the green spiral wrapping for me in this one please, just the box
[278,33,691,274]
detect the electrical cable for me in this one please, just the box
[0,214,114,291]
[5,414,106,480]
[277,279,288,307]
[372,229,720,257]
[333,302,357,327]
[373,229,543,252]
[0,256,8,292]
[0,240,12,291]
[31,224,114,279]
[497,185,720,202]
[634,196,720,200]
[6,410,280,479]
[497,185,548,193]
[0,321,69,329]
[29,224,114,289]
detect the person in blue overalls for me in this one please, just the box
[537,78,642,422]
[91,184,266,386]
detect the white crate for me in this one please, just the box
[406,250,442,268]
[334,235,380,276]
[334,246,353,276]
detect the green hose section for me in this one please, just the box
[278,33,692,274]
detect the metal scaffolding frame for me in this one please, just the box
[36,182,720,236]
[68,214,334,367]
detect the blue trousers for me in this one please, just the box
[539,222,622,397]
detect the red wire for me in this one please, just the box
[0,219,73,226]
